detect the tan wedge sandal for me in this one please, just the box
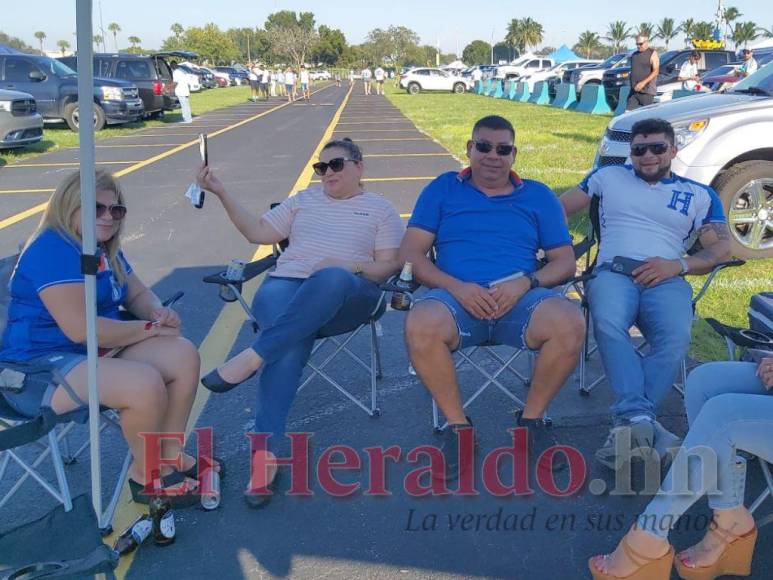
[589,537,675,580]
[675,521,757,580]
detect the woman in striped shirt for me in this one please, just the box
[197,137,404,506]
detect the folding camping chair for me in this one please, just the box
[573,196,745,397]
[702,315,773,518]
[383,239,594,432]
[203,226,390,418]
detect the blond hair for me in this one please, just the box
[28,170,128,285]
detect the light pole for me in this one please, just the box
[490,28,495,64]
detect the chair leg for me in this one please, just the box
[99,450,132,532]
[48,430,73,512]
[749,459,773,515]
[369,322,381,417]
[372,320,384,380]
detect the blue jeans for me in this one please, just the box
[587,266,693,421]
[638,361,773,538]
[250,268,381,454]
[178,95,192,122]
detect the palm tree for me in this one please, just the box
[655,18,679,50]
[756,25,773,39]
[681,18,696,46]
[93,34,103,50]
[107,22,121,51]
[520,17,544,51]
[34,31,46,54]
[128,36,141,52]
[637,22,655,39]
[57,39,70,56]
[505,19,525,54]
[605,21,632,53]
[692,21,716,41]
[723,6,743,40]
[575,31,602,58]
[171,23,184,40]
[731,22,759,49]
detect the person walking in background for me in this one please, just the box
[269,69,277,97]
[285,67,296,103]
[348,69,355,86]
[260,67,271,100]
[334,71,342,87]
[627,34,659,111]
[276,68,285,97]
[299,66,311,102]
[362,66,373,95]
[171,62,192,123]
[249,62,261,103]
[374,66,386,95]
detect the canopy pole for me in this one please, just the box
[75,0,102,523]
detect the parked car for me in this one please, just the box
[212,66,247,85]
[594,61,773,259]
[0,88,42,149]
[399,67,472,94]
[210,68,232,86]
[0,53,143,131]
[603,49,735,107]
[174,64,201,92]
[566,53,628,95]
[199,66,225,87]
[496,56,554,80]
[180,63,216,89]
[309,70,331,80]
[59,52,177,119]
[521,59,601,92]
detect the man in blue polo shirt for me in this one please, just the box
[561,118,732,469]
[401,115,585,482]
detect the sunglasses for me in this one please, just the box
[636,42,646,46]
[312,157,356,176]
[473,140,516,156]
[630,142,669,157]
[95,203,127,220]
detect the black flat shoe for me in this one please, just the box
[201,368,256,393]
[129,471,200,509]
[244,469,281,509]
[184,456,226,480]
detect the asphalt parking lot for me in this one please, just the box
[1,82,770,579]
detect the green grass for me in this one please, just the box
[0,85,255,164]
[384,84,772,361]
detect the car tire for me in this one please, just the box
[408,82,421,95]
[713,160,773,259]
[453,83,466,94]
[148,111,164,120]
[64,102,106,132]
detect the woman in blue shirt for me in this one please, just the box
[0,170,214,507]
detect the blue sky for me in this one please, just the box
[5,0,772,54]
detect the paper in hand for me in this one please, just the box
[185,182,205,208]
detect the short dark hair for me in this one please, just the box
[322,137,363,161]
[690,51,700,60]
[472,115,515,141]
[631,118,675,145]
[743,48,752,54]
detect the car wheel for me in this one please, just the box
[408,82,421,95]
[64,102,106,132]
[453,83,465,94]
[149,111,164,120]
[713,160,773,259]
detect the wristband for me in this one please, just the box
[678,257,689,275]
[526,272,540,289]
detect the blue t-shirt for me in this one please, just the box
[408,169,571,286]
[0,228,132,361]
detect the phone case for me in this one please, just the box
[611,256,646,276]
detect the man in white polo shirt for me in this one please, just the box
[374,66,386,95]
[561,118,732,469]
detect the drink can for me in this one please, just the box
[219,259,245,302]
[200,469,221,510]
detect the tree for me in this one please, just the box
[506,19,525,54]
[107,22,121,51]
[462,40,491,65]
[680,18,696,46]
[57,39,70,56]
[654,18,679,50]
[171,23,184,40]
[34,31,46,54]
[165,24,239,64]
[757,25,773,39]
[0,32,37,53]
[365,26,420,69]
[493,41,512,63]
[575,30,602,58]
[692,21,716,41]
[723,6,742,40]
[637,22,655,38]
[731,21,759,48]
[128,36,141,47]
[605,21,632,53]
[93,34,103,50]
[265,11,318,68]
[520,17,544,50]
[313,25,347,66]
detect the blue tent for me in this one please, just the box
[547,44,580,64]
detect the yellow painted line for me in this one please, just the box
[112,82,354,579]
[0,188,55,194]
[0,84,335,231]
[333,129,422,133]
[310,176,434,184]
[95,143,188,148]
[109,133,211,137]
[5,161,135,168]
[356,138,432,142]
[336,121,413,125]
[364,153,453,158]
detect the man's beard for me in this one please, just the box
[634,164,671,184]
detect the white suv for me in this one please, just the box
[399,68,472,94]
[594,62,773,259]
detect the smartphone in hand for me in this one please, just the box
[195,134,208,208]
[611,256,646,277]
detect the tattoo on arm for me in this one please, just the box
[698,222,730,241]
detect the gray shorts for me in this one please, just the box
[1,352,86,418]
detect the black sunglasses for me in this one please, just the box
[473,140,516,156]
[630,142,669,157]
[312,157,356,176]
[636,42,646,46]
[95,203,127,220]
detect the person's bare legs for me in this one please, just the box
[677,506,756,568]
[50,357,172,485]
[521,298,585,419]
[405,301,467,425]
[591,527,671,575]
[118,336,203,472]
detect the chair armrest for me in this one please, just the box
[692,258,746,307]
[572,236,595,261]
[202,255,278,286]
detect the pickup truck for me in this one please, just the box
[0,52,143,131]
[594,62,773,259]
